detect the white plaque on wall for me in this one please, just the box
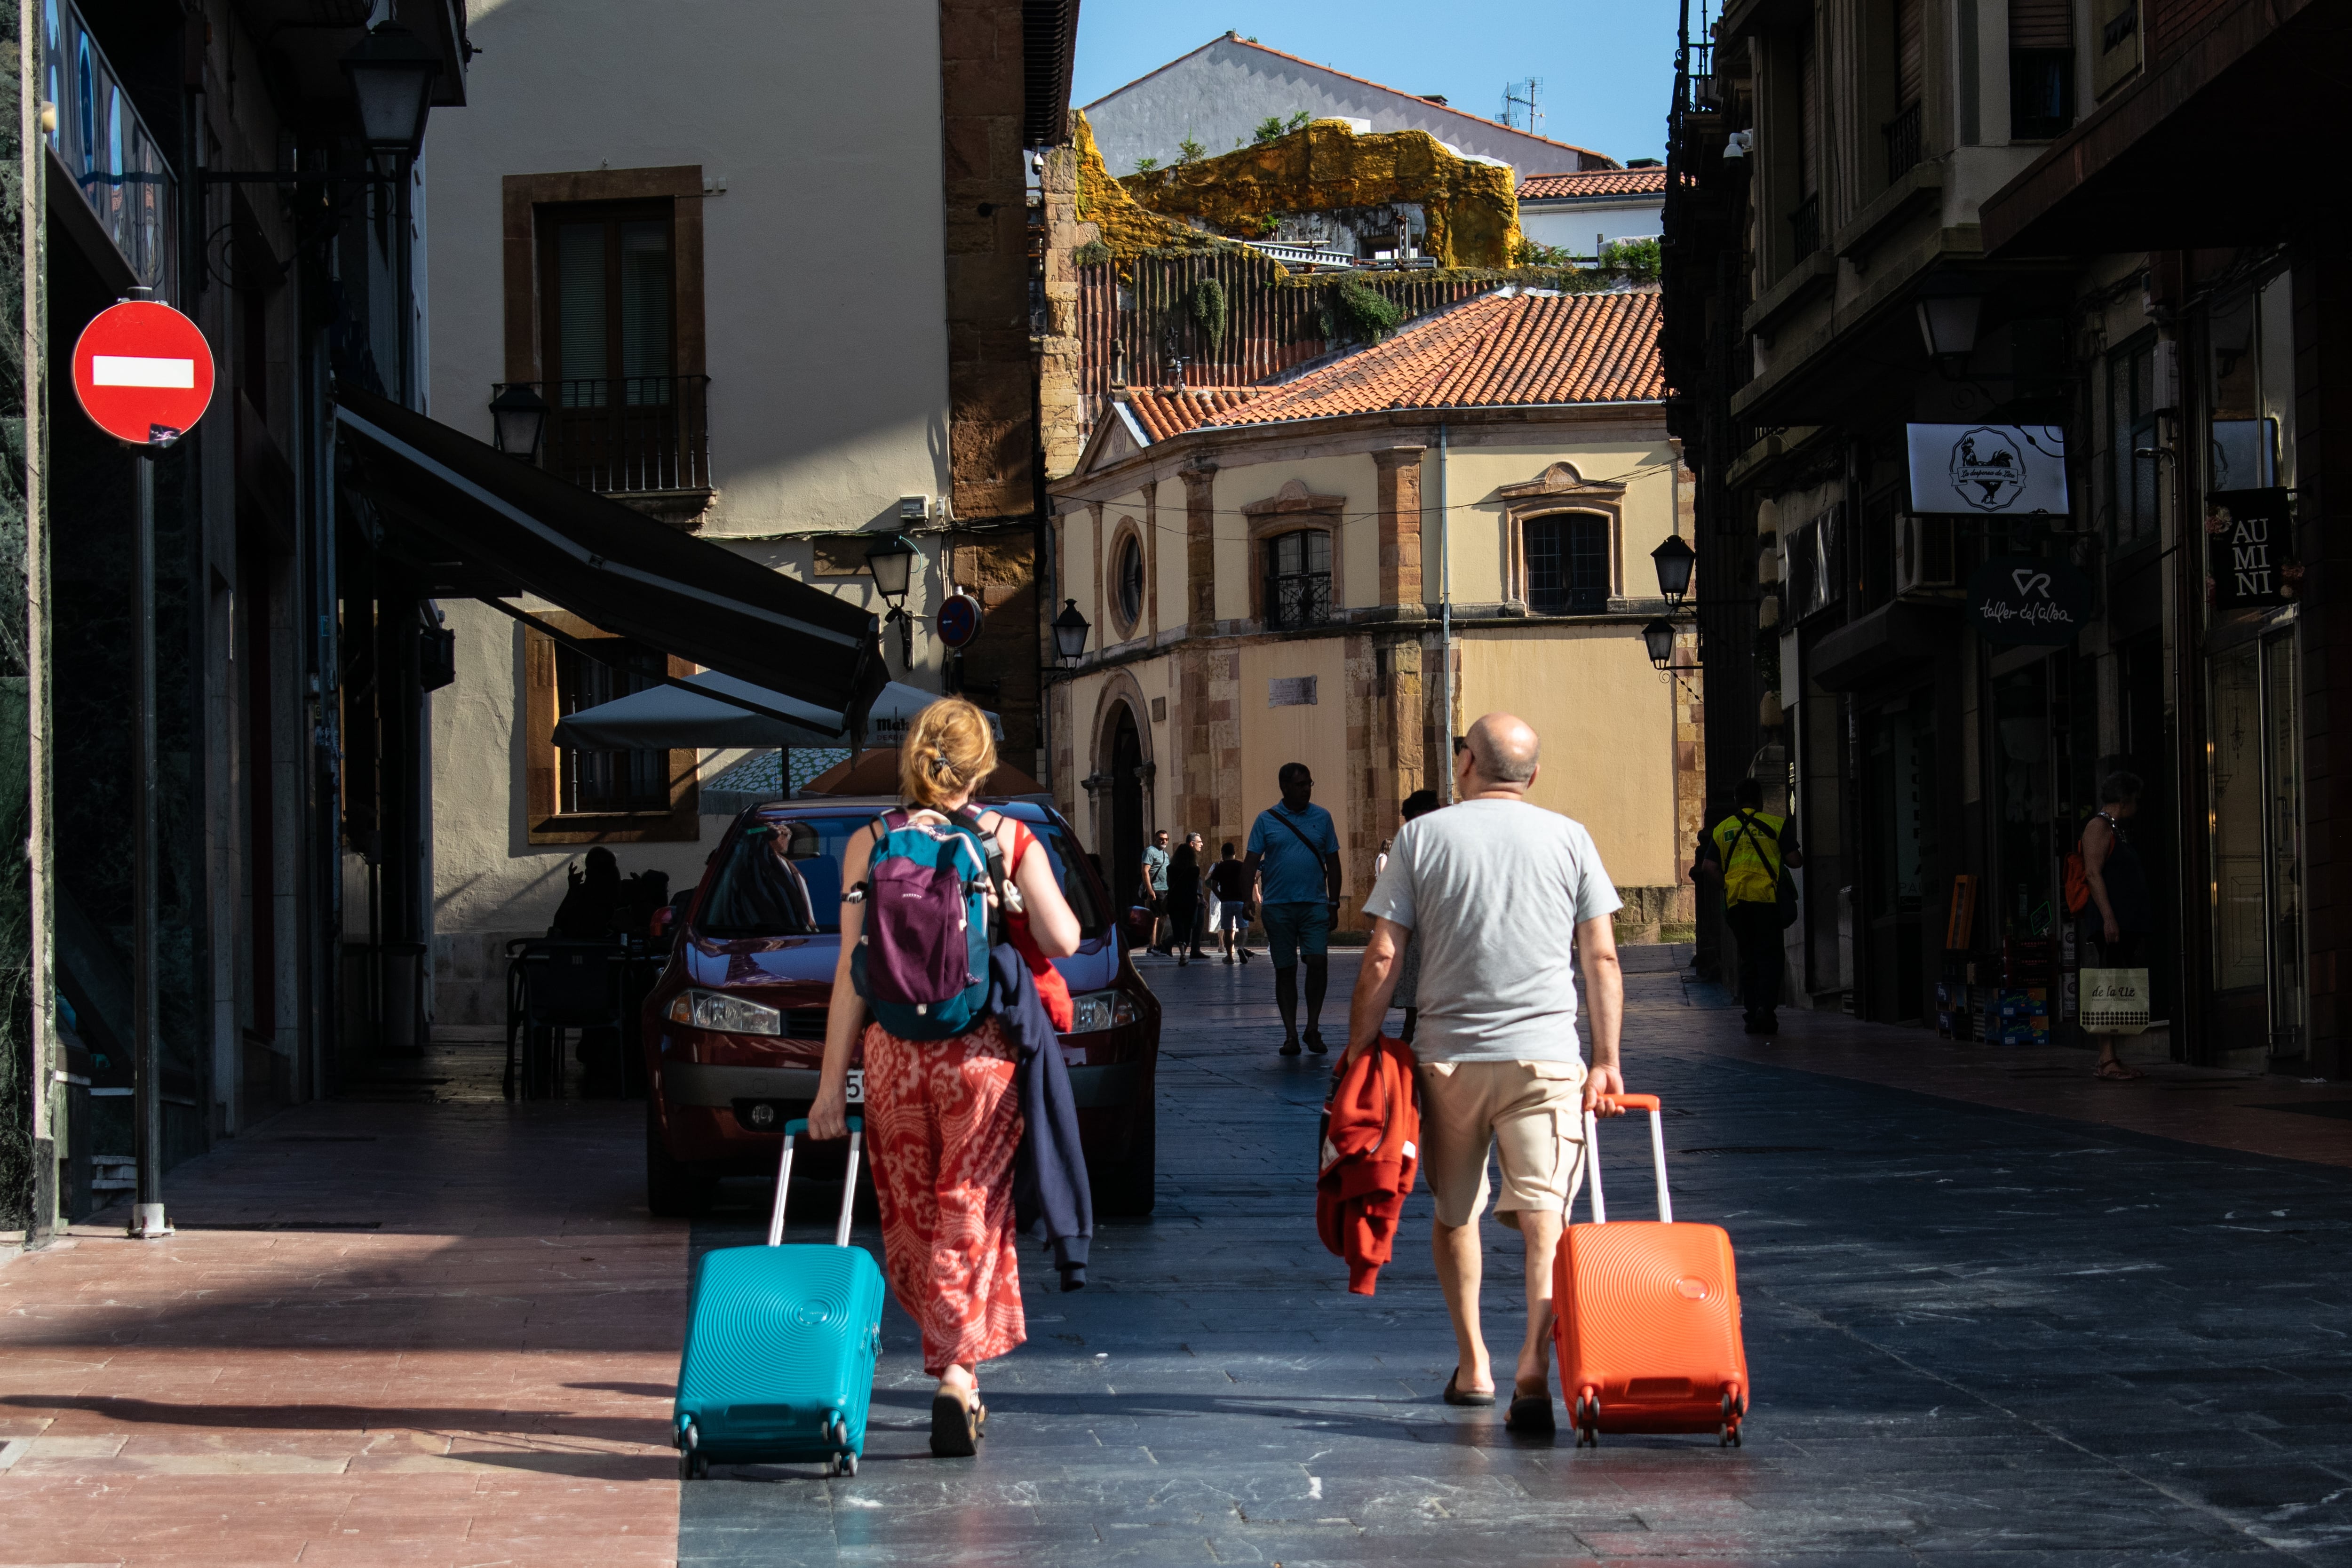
[1268,676,1318,708]
[1905,424,2069,516]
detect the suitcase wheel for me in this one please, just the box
[1573,1387,1599,1449]
[1719,1390,1745,1448]
[827,1451,858,1478]
[676,1419,709,1481]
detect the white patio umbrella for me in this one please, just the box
[550,673,996,751]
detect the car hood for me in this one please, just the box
[683,931,1123,992]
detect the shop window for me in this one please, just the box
[1111,527,1144,636]
[1263,528,1332,629]
[2107,334,2160,548]
[1788,505,1843,620]
[2205,272,2296,492]
[2009,0,2076,140]
[1524,512,1610,614]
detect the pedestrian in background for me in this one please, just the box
[2077,771,2150,1081]
[1696,778,1801,1036]
[1166,835,1202,967]
[1346,713,1626,1434]
[1184,833,1213,958]
[1208,841,1255,963]
[1241,762,1343,1055]
[1140,828,1172,955]
[1389,788,1441,1043]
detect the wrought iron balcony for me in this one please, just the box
[1787,196,1821,263]
[498,376,712,496]
[1883,103,1923,183]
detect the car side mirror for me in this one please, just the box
[782,821,823,860]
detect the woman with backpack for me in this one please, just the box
[808,699,1081,1457]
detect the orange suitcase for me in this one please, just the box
[1553,1092,1749,1448]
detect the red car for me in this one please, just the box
[642,796,1160,1217]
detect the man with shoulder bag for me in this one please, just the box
[1240,762,1343,1055]
[1696,778,1802,1037]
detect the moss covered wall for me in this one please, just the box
[1108,118,1523,271]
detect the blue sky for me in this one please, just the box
[1071,3,1684,166]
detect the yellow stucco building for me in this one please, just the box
[1047,290,1703,937]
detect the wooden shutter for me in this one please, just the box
[1895,0,1924,104]
[2010,0,2074,51]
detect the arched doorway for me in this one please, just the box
[1109,704,1144,906]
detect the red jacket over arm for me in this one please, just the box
[1316,1036,1421,1295]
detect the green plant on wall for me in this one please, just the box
[1135,155,1160,174]
[1254,116,1287,144]
[1602,237,1662,280]
[1073,238,1112,268]
[1176,135,1206,165]
[1318,278,1405,343]
[1186,277,1229,348]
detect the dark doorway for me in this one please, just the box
[1109,705,1144,907]
[1861,690,1936,1022]
[2116,634,2177,1028]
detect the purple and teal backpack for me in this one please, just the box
[849,806,1009,1039]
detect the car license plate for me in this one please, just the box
[844,1068,864,1105]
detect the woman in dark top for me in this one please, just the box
[1165,837,1201,967]
[2079,771,2151,1080]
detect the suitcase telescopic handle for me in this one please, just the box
[1581,1095,1673,1226]
[770,1116,866,1249]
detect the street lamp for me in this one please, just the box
[342,22,440,159]
[1053,599,1090,665]
[1642,618,1679,669]
[1650,532,1696,606]
[1915,273,1983,370]
[866,533,919,669]
[488,383,548,462]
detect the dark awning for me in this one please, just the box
[334,385,885,724]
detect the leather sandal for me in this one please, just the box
[1442,1369,1496,1407]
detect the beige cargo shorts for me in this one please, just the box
[1416,1059,1589,1229]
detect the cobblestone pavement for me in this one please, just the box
[685,949,2352,1568]
[3,950,2349,1566]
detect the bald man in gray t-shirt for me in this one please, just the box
[1345,713,1628,1437]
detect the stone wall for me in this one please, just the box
[940,0,1037,524]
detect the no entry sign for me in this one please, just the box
[72,300,215,447]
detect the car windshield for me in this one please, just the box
[697,810,1110,939]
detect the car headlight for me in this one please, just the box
[667,988,782,1036]
[1067,987,1140,1034]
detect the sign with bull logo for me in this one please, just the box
[2204,488,2299,610]
[1966,554,2093,646]
[1906,424,2069,516]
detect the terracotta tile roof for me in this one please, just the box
[1518,168,1670,200]
[1123,387,1260,441]
[1191,292,1663,427]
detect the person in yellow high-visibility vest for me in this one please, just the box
[1696,778,1803,1036]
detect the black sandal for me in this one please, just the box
[1442,1369,1496,1407]
[929,1391,979,1457]
[1505,1388,1556,1435]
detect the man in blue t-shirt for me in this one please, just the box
[1241,762,1343,1055]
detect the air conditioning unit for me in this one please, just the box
[1894,513,1958,598]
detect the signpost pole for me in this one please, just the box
[131,450,167,1240]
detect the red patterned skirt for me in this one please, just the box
[861,1017,1026,1377]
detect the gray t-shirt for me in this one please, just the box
[1361,798,1622,1063]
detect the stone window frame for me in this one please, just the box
[502,166,708,385]
[524,611,700,845]
[1496,462,1629,614]
[1241,479,1349,629]
[1106,516,1147,641]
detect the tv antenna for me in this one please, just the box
[1500,79,1542,133]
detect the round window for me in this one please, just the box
[1114,533,1144,632]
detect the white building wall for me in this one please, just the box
[1518,197,1666,257]
[424,0,952,534]
[1085,35,1617,182]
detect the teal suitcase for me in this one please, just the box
[673,1117,884,1479]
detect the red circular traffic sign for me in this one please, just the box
[71,300,215,447]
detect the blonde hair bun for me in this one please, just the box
[898,698,997,808]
